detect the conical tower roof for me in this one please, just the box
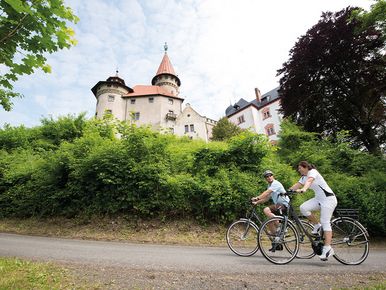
[155,53,176,76]
[152,43,181,86]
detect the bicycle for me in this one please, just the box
[257,190,369,265]
[226,202,314,258]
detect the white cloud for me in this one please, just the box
[0,0,372,127]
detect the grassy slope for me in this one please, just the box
[0,257,98,289]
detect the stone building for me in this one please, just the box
[91,44,216,141]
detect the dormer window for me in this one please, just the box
[261,95,271,102]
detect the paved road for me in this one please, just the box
[0,233,385,274]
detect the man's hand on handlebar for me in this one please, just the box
[251,197,260,205]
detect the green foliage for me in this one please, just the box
[39,113,87,146]
[0,114,87,152]
[351,0,386,37]
[0,115,385,236]
[0,0,79,110]
[211,117,243,141]
[194,131,271,175]
[278,120,386,234]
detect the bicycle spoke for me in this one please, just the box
[226,220,259,257]
[258,217,299,265]
[331,218,369,265]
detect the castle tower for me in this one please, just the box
[91,71,133,120]
[151,43,181,96]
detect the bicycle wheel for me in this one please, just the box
[226,219,259,256]
[331,217,369,265]
[296,220,316,259]
[258,217,299,265]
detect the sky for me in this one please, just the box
[0,0,373,128]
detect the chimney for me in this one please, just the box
[255,88,261,102]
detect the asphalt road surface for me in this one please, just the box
[1,233,385,289]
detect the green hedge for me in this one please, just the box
[0,116,385,236]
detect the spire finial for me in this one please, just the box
[164,42,168,53]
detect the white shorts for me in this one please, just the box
[300,196,338,231]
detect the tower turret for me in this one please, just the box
[91,71,133,119]
[151,43,181,96]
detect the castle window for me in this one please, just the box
[108,95,115,102]
[168,98,173,105]
[170,127,174,134]
[105,109,112,114]
[130,98,136,104]
[262,108,271,120]
[265,124,276,136]
[149,97,154,103]
[190,124,195,132]
[184,125,189,133]
[131,112,140,121]
[237,115,245,124]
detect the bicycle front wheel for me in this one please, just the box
[331,217,369,265]
[258,217,299,265]
[226,219,259,256]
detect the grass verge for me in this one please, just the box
[0,257,98,289]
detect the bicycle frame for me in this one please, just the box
[243,205,265,227]
[277,193,323,254]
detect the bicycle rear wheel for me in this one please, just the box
[226,219,259,256]
[331,218,369,265]
[258,217,299,265]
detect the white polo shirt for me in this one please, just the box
[299,169,334,200]
[268,180,289,206]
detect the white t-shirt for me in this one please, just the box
[299,169,334,200]
[268,180,289,206]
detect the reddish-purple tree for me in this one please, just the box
[278,6,385,154]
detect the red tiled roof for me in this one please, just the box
[155,53,176,76]
[123,85,176,98]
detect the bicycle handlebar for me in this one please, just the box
[279,190,298,197]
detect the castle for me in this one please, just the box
[91,44,216,142]
[91,44,282,142]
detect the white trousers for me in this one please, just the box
[300,196,337,231]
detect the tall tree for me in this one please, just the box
[211,117,243,141]
[277,4,385,154]
[0,0,79,111]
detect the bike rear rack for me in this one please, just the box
[334,208,359,220]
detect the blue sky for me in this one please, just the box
[0,0,372,128]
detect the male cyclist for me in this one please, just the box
[251,170,289,251]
